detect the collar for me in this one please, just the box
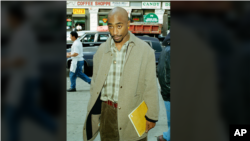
[105,31,136,53]
[73,38,80,43]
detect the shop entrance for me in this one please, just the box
[73,17,86,31]
[66,15,72,31]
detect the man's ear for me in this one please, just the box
[127,20,130,27]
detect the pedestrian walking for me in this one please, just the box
[67,31,91,92]
[157,32,171,141]
[82,7,159,141]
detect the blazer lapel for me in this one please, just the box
[100,52,113,77]
[124,43,134,69]
[96,44,113,87]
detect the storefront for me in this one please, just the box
[72,8,88,31]
[162,2,171,30]
[66,7,89,31]
[98,9,111,26]
[141,2,160,23]
[66,9,73,31]
[131,9,143,22]
[66,1,170,32]
[67,1,132,30]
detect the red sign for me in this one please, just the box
[103,18,108,23]
[97,26,109,32]
[77,2,93,6]
[95,2,110,6]
[66,19,72,22]
[133,18,139,21]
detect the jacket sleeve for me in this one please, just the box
[92,53,98,83]
[165,48,171,100]
[143,49,159,122]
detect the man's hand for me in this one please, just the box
[67,52,78,58]
[67,52,71,58]
[145,120,156,133]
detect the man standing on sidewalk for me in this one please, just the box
[82,7,159,141]
[67,31,91,92]
[157,32,171,141]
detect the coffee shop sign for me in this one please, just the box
[142,2,161,9]
[67,1,129,7]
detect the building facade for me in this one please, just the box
[66,1,170,36]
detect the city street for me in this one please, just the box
[66,71,169,141]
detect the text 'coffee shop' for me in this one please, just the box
[66,1,170,33]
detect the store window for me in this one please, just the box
[132,17,139,22]
[98,15,108,26]
[131,9,143,22]
[73,17,86,31]
[131,16,143,22]
[66,15,72,31]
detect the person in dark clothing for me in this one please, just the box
[157,32,171,141]
[162,32,171,47]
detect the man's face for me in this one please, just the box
[108,14,130,43]
[70,34,76,41]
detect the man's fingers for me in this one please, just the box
[152,123,156,128]
[146,121,156,133]
[148,124,152,131]
[145,122,149,133]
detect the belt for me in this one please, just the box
[104,100,118,108]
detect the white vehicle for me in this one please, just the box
[67,30,97,43]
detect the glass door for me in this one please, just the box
[73,17,86,31]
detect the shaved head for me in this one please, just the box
[107,7,130,44]
[108,7,128,22]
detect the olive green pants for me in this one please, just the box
[100,102,147,141]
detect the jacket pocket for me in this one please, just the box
[91,114,101,136]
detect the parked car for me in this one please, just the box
[66,36,162,76]
[67,31,94,43]
[67,31,110,49]
[136,36,162,65]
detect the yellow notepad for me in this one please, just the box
[128,101,148,137]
